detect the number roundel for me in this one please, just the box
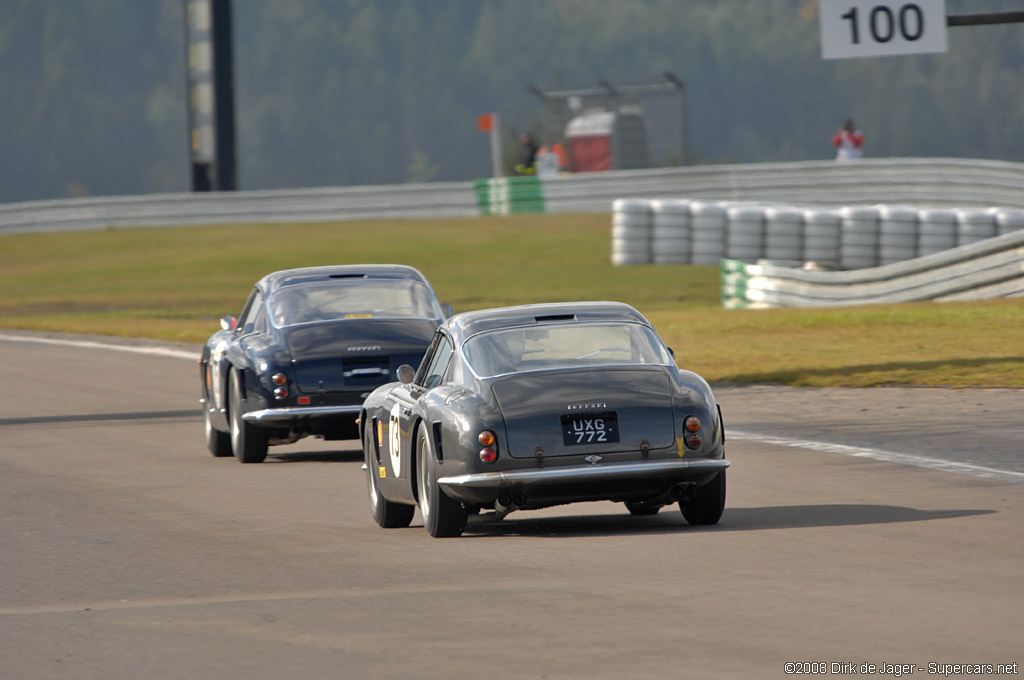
[388,402,402,477]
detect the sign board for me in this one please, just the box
[820,0,948,59]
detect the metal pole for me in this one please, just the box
[210,0,237,190]
[490,113,502,178]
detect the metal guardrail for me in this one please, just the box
[546,157,1024,212]
[2,157,1023,234]
[720,229,1024,308]
[0,182,480,234]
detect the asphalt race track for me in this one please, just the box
[1,333,1021,680]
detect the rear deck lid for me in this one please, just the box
[284,319,435,393]
[490,366,676,458]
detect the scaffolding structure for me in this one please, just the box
[528,72,689,169]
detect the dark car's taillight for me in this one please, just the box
[272,372,289,400]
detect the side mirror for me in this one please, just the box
[396,364,416,384]
[667,347,676,359]
[220,315,238,331]
[440,303,454,319]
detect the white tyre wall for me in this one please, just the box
[690,201,728,265]
[610,199,652,265]
[878,206,918,266]
[995,209,1024,236]
[802,209,841,266]
[764,207,804,262]
[726,206,766,262]
[917,209,957,256]
[956,209,996,246]
[840,206,880,270]
[651,199,691,264]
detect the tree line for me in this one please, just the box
[1,0,1022,203]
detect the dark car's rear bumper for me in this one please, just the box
[242,405,362,425]
[242,406,362,439]
[438,458,729,507]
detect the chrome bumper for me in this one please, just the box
[438,458,729,502]
[242,405,362,426]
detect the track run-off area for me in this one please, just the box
[1,333,1021,679]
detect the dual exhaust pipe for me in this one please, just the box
[670,483,699,501]
[494,492,527,521]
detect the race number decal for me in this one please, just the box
[388,403,403,477]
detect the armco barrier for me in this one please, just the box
[3,157,1024,234]
[720,229,1024,308]
[0,182,481,233]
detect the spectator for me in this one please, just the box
[833,119,864,160]
[515,133,539,175]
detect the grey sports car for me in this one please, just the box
[358,301,729,537]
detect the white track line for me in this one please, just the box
[3,332,1021,483]
[729,429,1024,484]
[0,333,197,361]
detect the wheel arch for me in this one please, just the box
[410,415,430,505]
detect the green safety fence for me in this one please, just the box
[474,176,546,215]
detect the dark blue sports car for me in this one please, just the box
[359,301,729,537]
[200,264,449,463]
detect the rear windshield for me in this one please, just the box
[268,280,439,327]
[463,322,673,377]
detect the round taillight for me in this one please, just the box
[686,434,702,449]
[272,372,288,386]
[478,430,496,446]
[685,416,701,432]
[273,386,289,400]
[479,447,498,464]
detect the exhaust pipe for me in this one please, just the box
[671,483,698,501]
[494,493,518,522]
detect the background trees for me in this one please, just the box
[1,0,1021,202]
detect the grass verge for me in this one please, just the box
[1,213,1022,388]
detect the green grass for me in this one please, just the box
[2,213,1023,388]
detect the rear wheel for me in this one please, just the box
[229,369,268,464]
[204,403,232,457]
[680,470,726,525]
[416,423,466,537]
[364,425,414,528]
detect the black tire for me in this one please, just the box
[204,402,232,458]
[364,425,414,528]
[625,501,661,516]
[229,369,268,464]
[680,470,726,525]
[415,423,466,538]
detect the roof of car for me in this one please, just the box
[258,264,430,292]
[444,301,650,339]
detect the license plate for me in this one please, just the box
[561,412,620,446]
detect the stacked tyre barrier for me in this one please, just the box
[720,228,1024,308]
[611,199,1024,270]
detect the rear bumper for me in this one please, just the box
[242,405,362,427]
[438,458,729,507]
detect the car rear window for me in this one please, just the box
[463,322,673,377]
[269,280,439,327]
